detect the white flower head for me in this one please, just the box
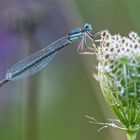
[93,30,140,130]
[97,30,140,60]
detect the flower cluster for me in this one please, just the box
[94,30,140,132]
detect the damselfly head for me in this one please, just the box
[83,23,92,32]
[77,24,96,55]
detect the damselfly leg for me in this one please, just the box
[77,31,96,55]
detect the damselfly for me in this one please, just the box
[0,23,94,86]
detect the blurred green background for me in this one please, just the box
[0,0,139,140]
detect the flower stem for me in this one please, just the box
[126,132,137,140]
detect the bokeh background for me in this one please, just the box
[0,0,139,140]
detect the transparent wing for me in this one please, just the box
[6,36,70,81]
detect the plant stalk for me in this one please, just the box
[126,132,137,140]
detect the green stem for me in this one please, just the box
[126,132,137,140]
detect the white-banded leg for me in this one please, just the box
[78,32,98,55]
[86,31,94,41]
[84,34,87,48]
[77,34,91,54]
[79,33,97,54]
[77,37,84,53]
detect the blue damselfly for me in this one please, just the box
[0,23,94,87]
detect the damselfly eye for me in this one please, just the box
[84,23,92,31]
